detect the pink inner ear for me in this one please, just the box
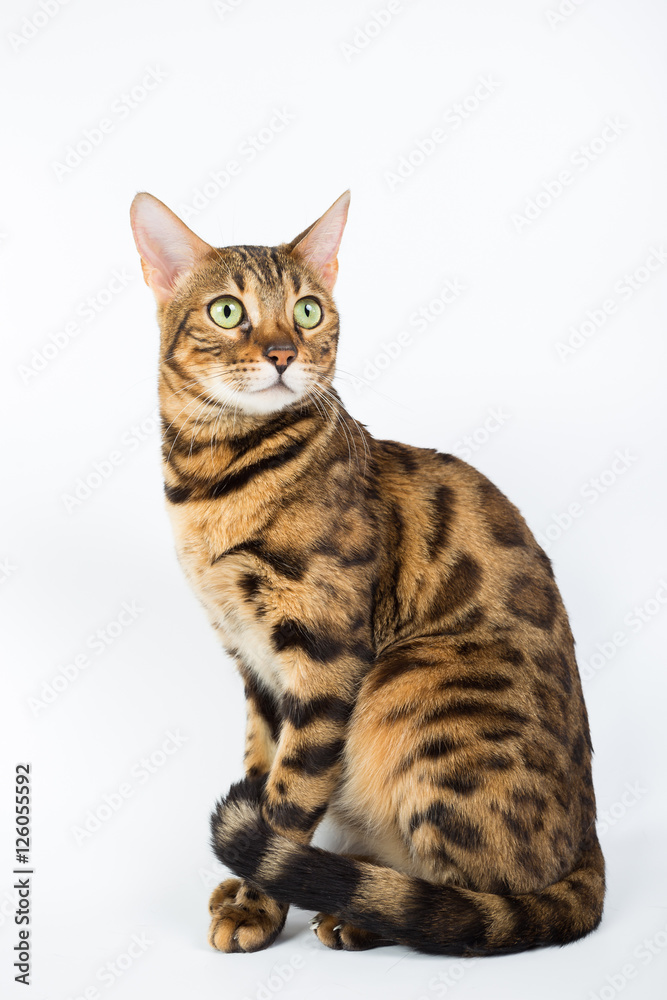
[130,193,211,303]
[292,191,350,291]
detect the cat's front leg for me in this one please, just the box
[211,602,373,949]
[212,649,369,882]
[253,612,373,846]
[209,683,354,932]
[207,875,288,954]
[211,692,354,882]
[259,689,352,844]
[208,679,354,951]
[239,665,281,780]
[208,668,286,953]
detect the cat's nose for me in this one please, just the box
[264,344,297,375]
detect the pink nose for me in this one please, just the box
[265,345,297,374]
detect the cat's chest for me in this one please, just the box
[167,501,284,696]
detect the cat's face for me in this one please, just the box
[130,192,350,417]
[157,245,340,417]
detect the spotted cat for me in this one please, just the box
[130,190,604,955]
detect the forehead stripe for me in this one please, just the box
[232,246,273,285]
[269,247,285,278]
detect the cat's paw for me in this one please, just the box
[208,878,287,953]
[208,877,242,916]
[309,912,390,951]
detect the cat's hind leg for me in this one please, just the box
[309,855,396,951]
[310,912,394,951]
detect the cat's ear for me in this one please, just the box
[130,192,212,304]
[288,190,350,291]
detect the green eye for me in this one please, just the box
[294,297,322,330]
[209,296,244,329]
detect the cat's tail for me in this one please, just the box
[210,779,605,956]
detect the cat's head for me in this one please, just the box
[130,191,349,416]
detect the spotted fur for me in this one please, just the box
[130,190,604,956]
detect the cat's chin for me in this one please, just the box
[239,385,302,416]
[202,378,302,417]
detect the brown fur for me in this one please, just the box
[130,191,604,956]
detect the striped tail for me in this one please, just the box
[211,779,605,956]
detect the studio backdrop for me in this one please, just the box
[2,1,666,998]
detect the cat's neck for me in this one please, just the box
[158,369,339,483]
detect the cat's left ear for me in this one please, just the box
[130,192,212,304]
[288,190,350,291]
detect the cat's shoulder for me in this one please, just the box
[373,436,531,541]
[373,436,499,490]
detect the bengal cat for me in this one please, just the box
[130,190,604,956]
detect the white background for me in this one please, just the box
[2,1,666,998]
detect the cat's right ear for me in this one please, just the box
[130,193,212,304]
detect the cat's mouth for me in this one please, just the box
[252,371,300,395]
[201,370,305,416]
[225,373,304,414]
[255,383,292,393]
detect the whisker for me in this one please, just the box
[187,395,217,461]
[162,381,230,464]
[333,367,411,410]
[317,380,371,477]
[307,383,356,473]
